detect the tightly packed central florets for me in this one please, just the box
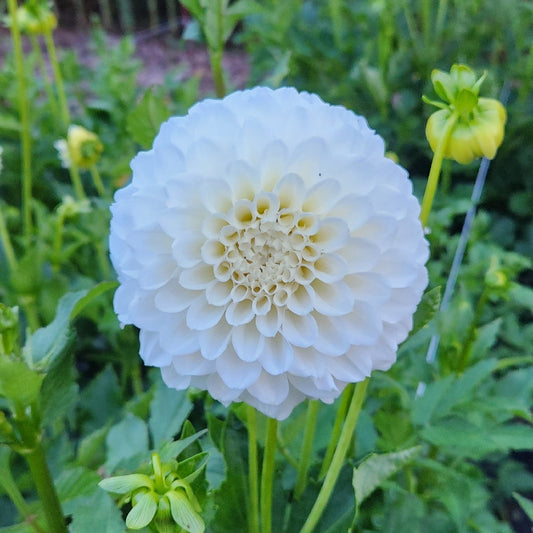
[207,191,338,317]
[110,86,429,419]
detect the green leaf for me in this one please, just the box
[167,490,205,533]
[105,413,149,472]
[24,283,116,371]
[99,474,154,494]
[411,286,441,336]
[126,87,171,149]
[0,357,44,406]
[126,491,158,529]
[149,381,193,447]
[513,492,533,521]
[353,446,421,512]
[159,430,208,463]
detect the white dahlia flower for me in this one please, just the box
[110,87,429,419]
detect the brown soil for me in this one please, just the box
[0,27,250,95]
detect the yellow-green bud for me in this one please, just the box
[424,64,506,165]
[12,2,57,35]
[54,126,103,170]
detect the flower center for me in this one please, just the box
[203,191,325,313]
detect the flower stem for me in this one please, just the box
[260,417,278,533]
[30,34,60,127]
[299,379,369,533]
[209,49,226,98]
[294,400,319,499]
[7,0,33,243]
[420,111,459,227]
[0,206,17,273]
[318,384,353,480]
[68,163,87,201]
[43,28,70,127]
[24,441,68,533]
[90,165,106,198]
[247,406,260,533]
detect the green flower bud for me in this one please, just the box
[54,126,103,170]
[9,1,57,35]
[424,64,506,165]
[57,196,91,220]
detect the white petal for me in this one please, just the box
[274,173,305,211]
[344,272,391,304]
[216,350,262,389]
[373,250,420,288]
[326,356,366,382]
[313,316,351,356]
[310,218,349,252]
[199,322,232,360]
[139,330,173,367]
[226,300,254,326]
[312,253,347,283]
[287,137,328,179]
[342,302,382,345]
[259,140,289,191]
[286,284,314,315]
[311,280,354,316]
[247,372,289,406]
[159,314,200,355]
[281,311,318,347]
[206,373,242,404]
[205,280,233,306]
[302,179,341,214]
[138,256,177,290]
[179,263,214,290]
[338,238,380,273]
[161,365,191,390]
[154,281,198,313]
[186,296,225,330]
[172,232,204,268]
[327,194,372,231]
[232,323,265,362]
[172,353,215,376]
[255,307,281,337]
[259,335,294,375]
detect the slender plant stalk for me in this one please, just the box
[435,0,449,38]
[294,400,319,499]
[24,442,68,533]
[318,383,353,480]
[209,49,226,98]
[7,0,33,243]
[117,0,134,33]
[457,287,489,372]
[90,165,106,197]
[247,406,260,533]
[261,417,278,533]
[299,379,369,533]
[30,34,60,126]
[68,163,87,201]
[419,112,458,226]
[43,28,70,127]
[329,0,344,50]
[148,0,159,29]
[0,207,17,273]
[52,212,65,272]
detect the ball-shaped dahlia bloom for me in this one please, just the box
[110,87,429,419]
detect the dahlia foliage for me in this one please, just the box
[110,87,428,419]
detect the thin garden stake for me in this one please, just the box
[419,84,511,389]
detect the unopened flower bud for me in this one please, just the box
[54,125,103,170]
[10,1,57,35]
[424,64,506,165]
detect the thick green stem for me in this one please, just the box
[7,0,33,243]
[24,442,68,533]
[420,112,459,227]
[247,406,260,533]
[294,400,319,499]
[300,379,369,533]
[318,383,353,480]
[260,417,278,533]
[43,28,70,127]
